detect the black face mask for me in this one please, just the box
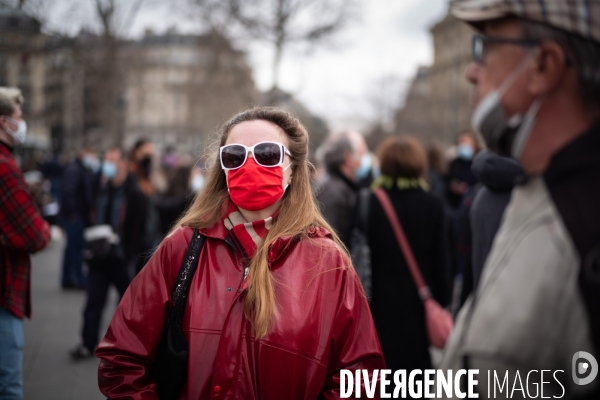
[139,156,152,178]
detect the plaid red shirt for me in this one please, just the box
[0,142,50,319]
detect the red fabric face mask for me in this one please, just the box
[227,157,290,211]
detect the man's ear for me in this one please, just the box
[528,41,568,95]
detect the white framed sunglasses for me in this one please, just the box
[220,141,292,170]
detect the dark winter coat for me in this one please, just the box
[122,174,158,271]
[446,157,478,209]
[155,193,193,237]
[470,150,524,289]
[367,186,450,371]
[315,168,359,248]
[60,159,95,226]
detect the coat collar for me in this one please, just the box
[199,218,333,265]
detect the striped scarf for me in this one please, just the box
[223,201,275,260]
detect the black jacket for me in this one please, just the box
[122,174,158,266]
[155,193,193,237]
[367,186,450,371]
[446,157,478,209]
[470,150,524,289]
[59,159,95,226]
[316,169,359,248]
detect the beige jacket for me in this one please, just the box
[440,177,596,399]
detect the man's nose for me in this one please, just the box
[465,61,480,85]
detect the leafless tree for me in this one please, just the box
[188,0,356,89]
[363,74,406,150]
[73,0,164,148]
[366,74,406,132]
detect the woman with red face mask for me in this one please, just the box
[96,107,385,399]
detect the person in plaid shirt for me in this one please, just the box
[0,87,50,399]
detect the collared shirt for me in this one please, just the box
[0,141,51,319]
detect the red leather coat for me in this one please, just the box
[96,223,385,399]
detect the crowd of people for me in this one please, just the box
[44,140,204,359]
[1,0,600,398]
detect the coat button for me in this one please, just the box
[213,385,221,393]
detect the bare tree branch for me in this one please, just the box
[95,0,116,37]
[231,0,356,88]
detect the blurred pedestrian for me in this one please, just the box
[69,146,132,360]
[96,107,384,399]
[123,139,158,275]
[442,2,600,397]
[189,164,205,193]
[426,142,448,205]
[356,152,378,189]
[155,165,193,237]
[368,136,450,372]
[59,146,98,289]
[0,87,51,399]
[41,152,63,204]
[446,131,479,210]
[316,131,368,248]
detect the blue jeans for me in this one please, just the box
[61,216,86,287]
[0,307,23,400]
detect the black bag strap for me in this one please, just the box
[170,229,205,326]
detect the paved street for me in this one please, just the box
[23,229,118,400]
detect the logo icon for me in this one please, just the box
[572,351,598,385]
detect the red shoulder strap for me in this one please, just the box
[373,188,432,300]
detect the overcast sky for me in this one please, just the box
[49,0,449,131]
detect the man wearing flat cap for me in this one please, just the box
[441,0,600,398]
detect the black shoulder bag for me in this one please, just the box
[151,229,205,400]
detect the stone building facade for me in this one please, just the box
[123,32,258,154]
[1,3,325,158]
[394,12,475,146]
[0,4,48,149]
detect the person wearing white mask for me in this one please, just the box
[439,1,600,398]
[0,88,27,148]
[0,88,51,399]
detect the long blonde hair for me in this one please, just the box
[173,107,350,338]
